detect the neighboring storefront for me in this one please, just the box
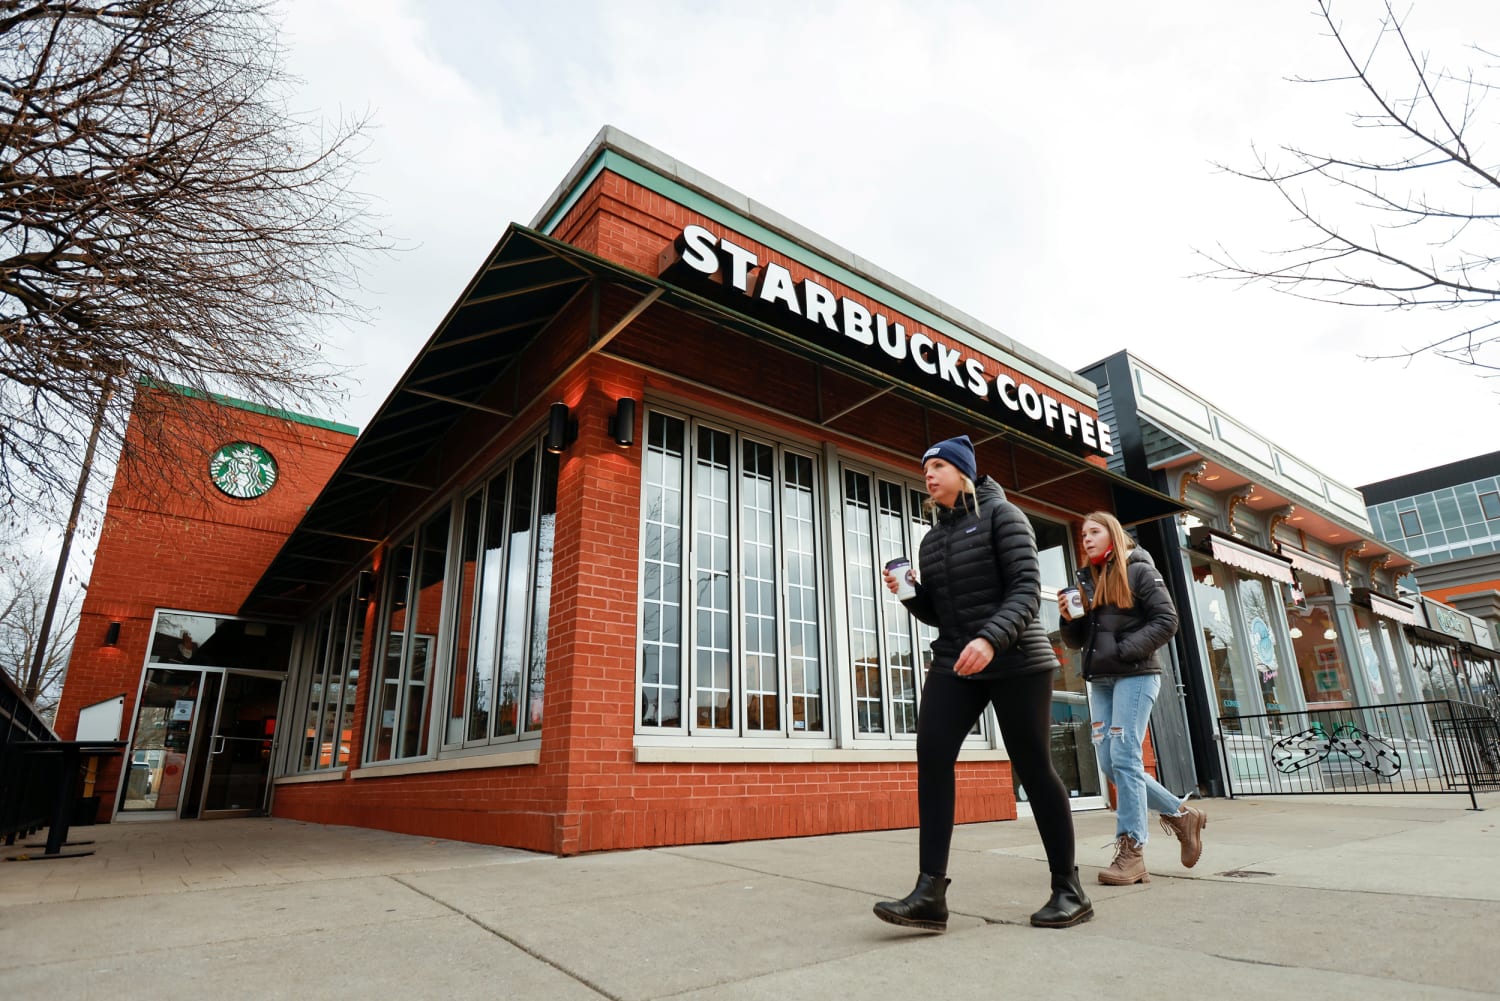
[1360,450,1500,640]
[57,128,1180,854]
[1401,595,1500,717]
[1079,352,1421,796]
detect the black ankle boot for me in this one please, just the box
[1029,867,1093,928]
[873,872,950,932]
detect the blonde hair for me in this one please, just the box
[1082,510,1135,609]
[924,474,978,520]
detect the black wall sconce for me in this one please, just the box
[103,621,121,646]
[544,401,578,455]
[608,397,636,448]
[355,569,376,603]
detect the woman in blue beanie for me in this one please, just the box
[873,435,1091,931]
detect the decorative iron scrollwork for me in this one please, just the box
[1271,722,1402,777]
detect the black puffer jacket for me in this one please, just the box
[903,476,1059,679]
[1060,547,1178,680]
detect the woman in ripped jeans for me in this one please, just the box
[1059,510,1207,885]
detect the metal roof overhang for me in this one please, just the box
[241,226,651,616]
[243,226,1182,617]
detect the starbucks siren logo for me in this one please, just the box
[209,442,278,499]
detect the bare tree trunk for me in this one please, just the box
[26,378,112,699]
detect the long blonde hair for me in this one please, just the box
[1082,511,1135,609]
[924,474,978,520]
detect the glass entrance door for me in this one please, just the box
[120,668,206,815]
[121,667,282,818]
[198,671,282,818]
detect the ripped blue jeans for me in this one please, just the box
[1088,673,1187,845]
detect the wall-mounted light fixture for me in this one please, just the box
[544,401,577,455]
[608,397,636,448]
[103,621,121,646]
[355,569,376,603]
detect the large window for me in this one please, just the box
[369,510,450,762]
[1191,558,1255,729]
[1238,575,1295,714]
[840,468,937,737]
[442,445,559,749]
[367,440,558,764]
[1352,606,1409,703]
[291,585,363,772]
[638,410,825,736]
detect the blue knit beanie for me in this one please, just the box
[921,435,977,482]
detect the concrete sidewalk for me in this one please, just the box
[3,793,1498,1000]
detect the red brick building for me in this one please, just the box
[60,128,1178,852]
[56,388,356,820]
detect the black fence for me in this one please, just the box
[2,669,61,851]
[1217,699,1500,811]
[2,672,124,859]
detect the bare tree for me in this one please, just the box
[0,0,390,518]
[0,532,81,722]
[1200,0,1500,376]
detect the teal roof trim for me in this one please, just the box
[138,378,359,435]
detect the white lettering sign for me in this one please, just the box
[666,224,1112,455]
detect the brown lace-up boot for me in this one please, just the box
[1097,834,1149,885]
[1158,805,1207,868]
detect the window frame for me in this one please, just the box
[634,405,830,740]
[439,439,558,753]
[837,461,953,742]
[1480,491,1500,522]
[285,580,365,775]
[365,511,449,764]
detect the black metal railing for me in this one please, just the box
[1217,699,1500,811]
[2,669,61,850]
[2,672,125,859]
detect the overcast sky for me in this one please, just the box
[272,0,1500,490]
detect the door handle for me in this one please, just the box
[210,735,226,755]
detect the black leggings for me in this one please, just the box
[917,668,1076,878]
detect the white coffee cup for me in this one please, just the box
[1062,587,1085,618]
[885,557,916,600]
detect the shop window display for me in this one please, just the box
[1285,577,1355,709]
[1190,558,1254,730]
[1236,575,1295,715]
[1352,606,1404,703]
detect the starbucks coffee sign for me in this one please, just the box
[661,223,1113,457]
[209,442,278,499]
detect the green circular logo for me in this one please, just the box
[209,442,278,499]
